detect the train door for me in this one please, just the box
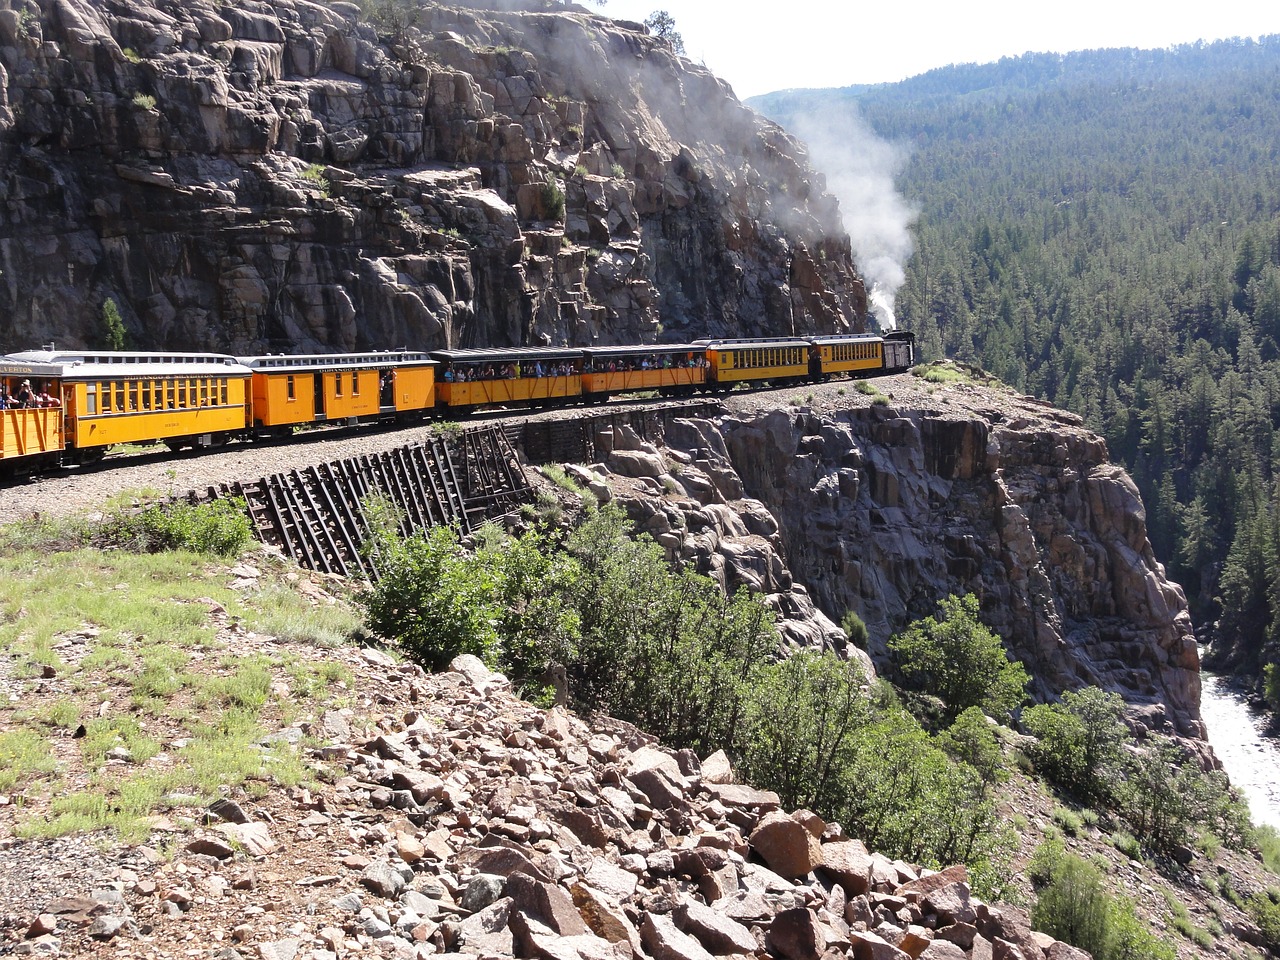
[314,373,326,420]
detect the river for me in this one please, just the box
[1199,666,1280,830]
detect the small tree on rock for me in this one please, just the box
[888,593,1028,724]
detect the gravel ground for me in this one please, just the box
[0,371,1014,527]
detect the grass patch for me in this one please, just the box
[1051,805,1084,835]
[1111,829,1142,860]
[0,504,355,843]
[241,584,361,648]
[0,730,57,792]
[539,463,588,498]
[915,363,969,384]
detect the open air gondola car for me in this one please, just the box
[430,346,583,409]
[580,344,706,400]
[0,357,66,470]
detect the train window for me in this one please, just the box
[188,378,196,406]
[128,382,138,411]
[286,375,296,400]
[335,373,343,398]
[166,381,175,408]
[352,371,359,396]
[178,382,186,407]
[221,380,228,405]
[86,385,97,415]
[114,380,125,412]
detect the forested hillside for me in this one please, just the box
[753,37,1280,700]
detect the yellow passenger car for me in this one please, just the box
[581,345,706,399]
[811,335,884,377]
[240,351,437,434]
[695,338,813,387]
[431,347,583,408]
[5,350,251,456]
[0,358,66,469]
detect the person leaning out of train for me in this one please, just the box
[14,379,34,408]
[37,383,59,407]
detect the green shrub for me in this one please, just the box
[610,163,626,178]
[841,609,869,648]
[1031,847,1176,960]
[132,93,156,111]
[1022,686,1128,803]
[101,297,127,350]
[1052,805,1084,836]
[541,173,565,220]
[110,498,251,557]
[1111,829,1142,860]
[1253,824,1280,871]
[1246,891,1280,953]
[1117,738,1247,856]
[887,593,1028,723]
[360,523,505,670]
[937,706,1007,786]
[740,651,870,814]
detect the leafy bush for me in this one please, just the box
[739,651,870,813]
[109,498,251,557]
[1116,738,1247,855]
[1246,890,1280,953]
[1021,686,1128,803]
[541,173,565,220]
[563,505,777,752]
[360,524,503,669]
[888,593,1028,723]
[1031,847,1176,960]
[132,93,156,111]
[840,609,869,648]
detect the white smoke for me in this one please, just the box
[790,108,916,330]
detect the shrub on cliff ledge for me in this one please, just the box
[888,593,1028,724]
[1021,686,1128,804]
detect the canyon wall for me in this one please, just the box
[0,0,864,353]
[572,376,1202,739]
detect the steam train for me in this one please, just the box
[0,331,914,473]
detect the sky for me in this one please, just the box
[595,0,1280,99]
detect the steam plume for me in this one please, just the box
[790,108,916,329]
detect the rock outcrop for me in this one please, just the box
[569,376,1202,739]
[0,0,866,353]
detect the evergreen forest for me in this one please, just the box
[753,37,1280,704]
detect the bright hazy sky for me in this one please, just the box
[595,0,1280,99]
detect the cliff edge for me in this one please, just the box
[576,370,1201,740]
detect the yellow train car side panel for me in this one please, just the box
[0,408,63,460]
[439,374,582,407]
[712,346,808,383]
[392,366,434,413]
[582,368,703,393]
[252,371,316,427]
[69,376,250,449]
[819,339,883,376]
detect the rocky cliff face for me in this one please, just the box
[0,0,865,353]
[570,374,1202,740]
